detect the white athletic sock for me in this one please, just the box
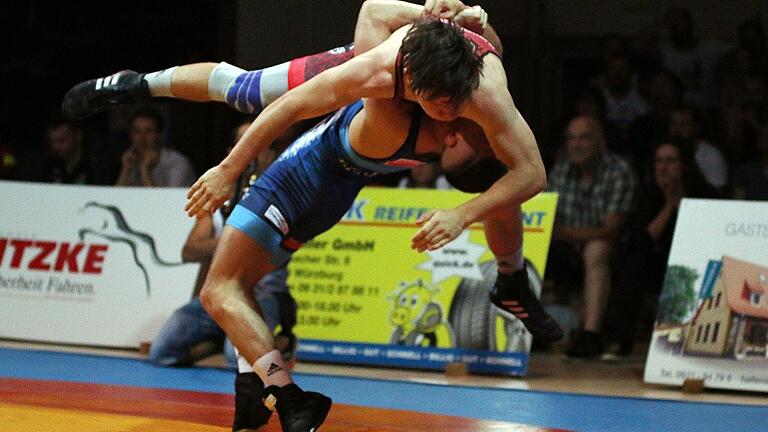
[234,347,253,373]
[254,350,293,387]
[496,248,524,274]
[144,66,178,97]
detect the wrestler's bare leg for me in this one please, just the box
[201,226,331,432]
[199,226,276,362]
[61,46,354,119]
[484,206,564,343]
[169,63,218,101]
[483,206,523,261]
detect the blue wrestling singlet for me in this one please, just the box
[226,100,436,265]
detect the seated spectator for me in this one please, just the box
[732,125,768,201]
[38,117,100,184]
[397,161,452,190]
[668,105,729,189]
[603,138,718,361]
[597,54,649,153]
[546,115,637,359]
[115,107,196,187]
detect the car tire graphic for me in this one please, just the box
[448,261,497,350]
[448,260,542,352]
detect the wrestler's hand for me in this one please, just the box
[411,209,467,252]
[423,0,466,19]
[454,5,488,34]
[185,165,236,218]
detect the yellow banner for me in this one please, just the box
[288,188,557,374]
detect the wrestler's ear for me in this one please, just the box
[444,157,508,193]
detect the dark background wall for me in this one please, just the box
[3,0,766,176]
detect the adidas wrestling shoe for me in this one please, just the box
[233,372,273,431]
[61,70,149,120]
[263,384,332,432]
[490,267,564,343]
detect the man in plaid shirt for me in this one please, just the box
[547,115,637,359]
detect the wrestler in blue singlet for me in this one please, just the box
[226,100,437,265]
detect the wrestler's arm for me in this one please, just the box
[355,0,501,54]
[457,63,545,222]
[185,50,391,218]
[411,60,544,251]
[355,0,424,53]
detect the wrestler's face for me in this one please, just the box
[417,95,462,121]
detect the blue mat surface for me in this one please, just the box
[1,347,765,432]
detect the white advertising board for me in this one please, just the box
[0,181,199,348]
[644,198,768,392]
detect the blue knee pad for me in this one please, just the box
[226,70,263,114]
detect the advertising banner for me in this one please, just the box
[644,199,768,392]
[0,181,199,348]
[290,188,558,375]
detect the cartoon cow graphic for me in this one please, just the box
[388,280,455,347]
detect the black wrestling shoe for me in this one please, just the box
[263,384,332,432]
[232,372,272,431]
[489,268,564,343]
[61,70,149,120]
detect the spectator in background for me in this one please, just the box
[38,117,102,184]
[557,87,620,168]
[629,68,684,181]
[115,107,195,187]
[397,161,452,190]
[732,125,768,201]
[659,7,730,111]
[603,138,718,361]
[597,54,649,153]
[668,105,729,189]
[589,35,631,90]
[722,74,768,165]
[546,115,637,359]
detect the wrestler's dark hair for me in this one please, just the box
[400,19,483,107]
